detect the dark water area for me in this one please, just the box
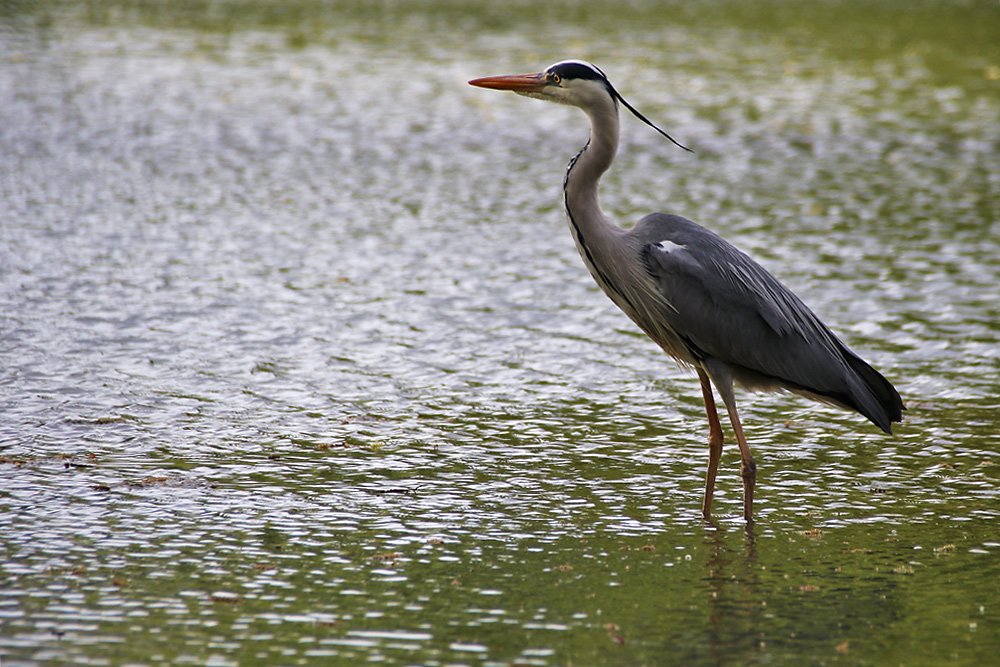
[1,1,998,664]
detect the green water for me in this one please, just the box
[1,1,998,665]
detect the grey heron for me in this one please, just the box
[469,60,904,522]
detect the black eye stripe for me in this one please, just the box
[547,62,606,82]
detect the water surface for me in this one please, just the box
[1,1,999,664]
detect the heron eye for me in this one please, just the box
[549,73,562,85]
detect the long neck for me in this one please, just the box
[563,99,636,310]
[563,101,620,234]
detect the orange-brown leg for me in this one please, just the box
[721,399,757,523]
[698,369,724,518]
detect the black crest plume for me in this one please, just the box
[612,86,693,153]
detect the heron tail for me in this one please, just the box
[843,351,905,434]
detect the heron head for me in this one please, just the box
[469,60,693,152]
[468,60,614,109]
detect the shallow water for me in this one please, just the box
[1,1,999,665]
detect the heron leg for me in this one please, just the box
[722,400,757,523]
[704,365,757,523]
[698,369,724,518]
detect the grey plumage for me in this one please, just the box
[633,213,902,434]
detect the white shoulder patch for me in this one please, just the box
[655,240,687,254]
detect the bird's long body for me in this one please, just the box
[587,211,899,433]
[470,60,904,521]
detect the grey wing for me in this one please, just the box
[636,216,858,401]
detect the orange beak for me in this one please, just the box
[468,73,546,93]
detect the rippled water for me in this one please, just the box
[2,2,999,665]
